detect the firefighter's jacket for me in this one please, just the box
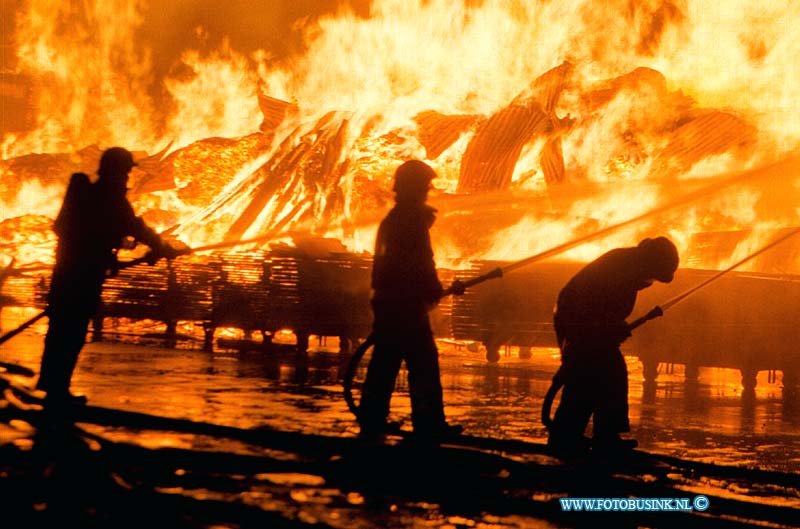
[553,246,651,363]
[370,203,443,317]
[48,173,163,312]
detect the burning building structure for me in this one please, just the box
[2,1,800,389]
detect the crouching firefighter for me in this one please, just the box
[542,236,679,456]
[357,160,465,441]
[35,147,189,406]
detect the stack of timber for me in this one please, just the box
[451,259,800,390]
[267,242,373,353]
[208,250,271,340]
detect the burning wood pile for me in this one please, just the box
[168,62,759,251]
[0,61,766,273]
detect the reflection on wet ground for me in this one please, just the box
[1,312,799,527]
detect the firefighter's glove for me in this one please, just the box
[120,236,137,250]
[450,279,467,296]
[158,240,192,260]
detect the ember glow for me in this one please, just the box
[2,0,800,270]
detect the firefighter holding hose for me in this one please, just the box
[546,236,679,456]
[35,147,188,406]
[357,160,465,441]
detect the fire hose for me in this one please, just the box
[541,226,800,430]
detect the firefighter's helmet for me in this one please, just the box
[392,160,436,201]
[98,147,138,178]
[638,236,679,283]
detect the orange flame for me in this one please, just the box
[2,1,800,273]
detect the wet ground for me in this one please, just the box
[1,309,799,528]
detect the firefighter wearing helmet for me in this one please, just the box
[547,236,679,457]
[358,160,463,441]
[35,147,188,406]
[98,146,138,186]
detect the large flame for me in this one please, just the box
[2,0,800,273]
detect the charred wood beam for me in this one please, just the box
[307,117,349,228]
[459,62,575,193]
[513,60,574,114]
[654,111,757,175]
[458,103,551,193]
[300,114,348,192]
[258,94,296,133]
[225,113,349,242]
[414,110,480,160]
[223,140,310,242]
[581,66,670,111]
[540,136,566,186]
[128,142,174,194]
[319,118,347,187]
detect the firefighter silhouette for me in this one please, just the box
[358,160,464,440]
[36,147,186,405]
[547,236,679,456]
